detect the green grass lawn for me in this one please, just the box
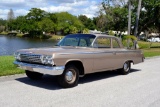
[142,48,160,57]
[138,41,160,57]
[0,56,24,76]
[0,31,8,35]
[138,41,160,49]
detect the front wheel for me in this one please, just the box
[58,65,79,88]
[25,70,43,80]
[119,61,131,75]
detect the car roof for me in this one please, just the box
[66,34,95,38]
[66,33,118,39]
[94,34,118,38]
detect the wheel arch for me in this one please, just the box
[122,60,133,69]
[65,60,85,76]
[128,60,134,65]
[124,60,134,65]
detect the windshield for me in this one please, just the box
[57,34,96,47]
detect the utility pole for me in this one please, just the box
[128,0,131,35]
[134,0,142,37]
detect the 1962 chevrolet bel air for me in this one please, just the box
[14,34,144,88]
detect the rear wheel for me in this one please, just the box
[58,65,79,88]
[120,61,131,75]
[25,70,43,80]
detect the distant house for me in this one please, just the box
[89,29,102,34]
[149,33,159,37]
[112,31,128,35]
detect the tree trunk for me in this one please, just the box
[128,0,131,35]
[134,0,142,37]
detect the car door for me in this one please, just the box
[111,38,125,69]
[93,37,114,72]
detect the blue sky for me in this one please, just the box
[0,0,102,19]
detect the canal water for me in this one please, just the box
[0,35,58,56]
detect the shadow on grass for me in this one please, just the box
[150,46,160,48]
[15,68,141,90]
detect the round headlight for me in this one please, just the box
[14,52,21,60]
[48,58,54,65]
[41,55,54,65]
[41,55,47,64]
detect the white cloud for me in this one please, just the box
[0,0,25,4]
[15,9,29,17]
[82,14,95,18]
[0,0,25,8]
[0,9,9,19]
[0,0,100,19]
[41,6,72,12]
[0,9,9,15]
[62,0,88,7]
[57,0,99,17]
[83,5,98,13]
[25,0,48,7]
[74,1,99,18]
[40,0,99,18]
[52,0,74,3]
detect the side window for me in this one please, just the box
[79,39,87,47]
[64,38,78,46]
[112,39,120,48]
[95,37,111,48]
[89,38,94,45]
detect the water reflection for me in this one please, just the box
[0,35,58,56]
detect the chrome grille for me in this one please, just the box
[20,54,42,64]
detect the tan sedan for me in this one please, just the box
[14,34,144,88]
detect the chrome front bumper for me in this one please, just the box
[14,61,64,75]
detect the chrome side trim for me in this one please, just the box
[13,61,64,75]
[58,50,140,55]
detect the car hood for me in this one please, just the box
[17,46,94,55]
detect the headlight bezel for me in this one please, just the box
[40,55,54,65]
[14,52,21,61]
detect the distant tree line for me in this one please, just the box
[0,0,159,38]
[0,8,98,38]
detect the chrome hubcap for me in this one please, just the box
[65,71,74,82]
[124,63,129,71]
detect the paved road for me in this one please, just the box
[0,57,160,107]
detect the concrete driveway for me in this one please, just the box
[0,57,160,107]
